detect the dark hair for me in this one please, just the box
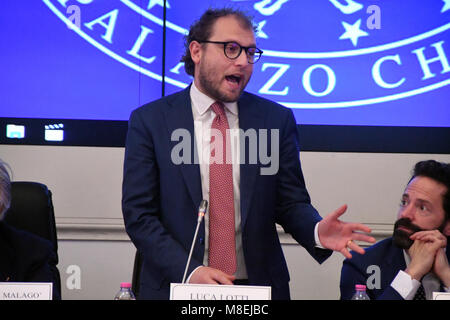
[411,160,450,219]
[180,8,256,76]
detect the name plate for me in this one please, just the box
[170,283,271,300]
[0,282,52,300]
[432,292,450,300]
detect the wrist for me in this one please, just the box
[405,266,425,281]
[187,266,204,283]
[314,222,325,249]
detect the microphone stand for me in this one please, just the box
[182,200,208,284]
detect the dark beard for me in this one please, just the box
[392,217,448,249]
[392,218,423,249]
[197,62,249,103]
[198,75,243,102]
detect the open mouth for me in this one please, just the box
[225,74,242,85]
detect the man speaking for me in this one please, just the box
[122,8,375,300]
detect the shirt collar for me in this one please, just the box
[190,82,238,116]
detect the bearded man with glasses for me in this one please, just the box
[340,160,450,300]
[122,8,375,300]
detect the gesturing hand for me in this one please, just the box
[317,204,376,259]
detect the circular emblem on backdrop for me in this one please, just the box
[44,0,450,109]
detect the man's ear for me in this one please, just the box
[189,40,202,65]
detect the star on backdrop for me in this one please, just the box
[441,0,450,13]
[339,19,369,47]
[147,0,170,10]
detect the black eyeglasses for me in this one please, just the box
[196,40,263,64]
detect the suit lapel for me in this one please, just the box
[163,87,202,209]
[162,88,267,225]
[238,93,265,229]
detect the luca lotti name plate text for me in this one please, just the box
[170,283,271,300]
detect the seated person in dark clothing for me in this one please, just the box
[0,159,61,299]
[340,160,450,300]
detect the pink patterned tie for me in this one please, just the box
[208,101,237,275]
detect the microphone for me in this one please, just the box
[182,200,208,284]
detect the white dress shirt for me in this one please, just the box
[187,82,324,282]
[189,82,247,279]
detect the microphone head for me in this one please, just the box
[198,200,208,214]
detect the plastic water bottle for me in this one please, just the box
[114,282,136,300]
[351,284,370,300]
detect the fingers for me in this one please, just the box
[410,230,446,241]
[329,204,348,220]
[410,230,447,248]
[351,231,376,244]
[340,247,352,259]
[211,272,236,285]
[347,223,373,235]
[414,235,446,246]
[328,205,374,239]
[347,240,366,256]
[340,240,363,259]
[189,266,236,285]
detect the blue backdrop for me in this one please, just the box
[1,0,449,127]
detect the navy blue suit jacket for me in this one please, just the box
[340,237,450,300]
[122,87,332,300]
[0,221,60,300]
